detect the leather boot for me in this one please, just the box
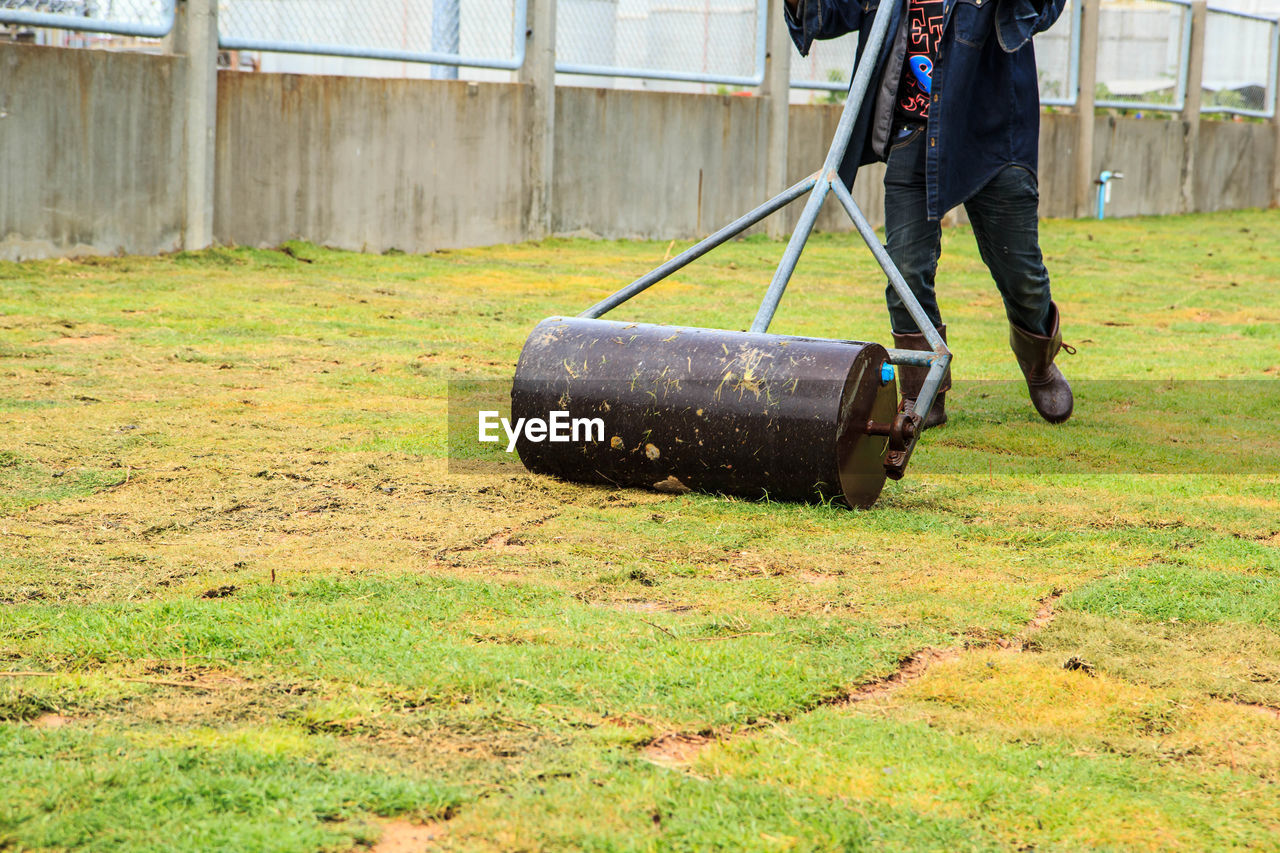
[891,325,950,430]
[1009,301,1074,424]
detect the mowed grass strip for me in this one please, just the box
[0,209,1277,850]
[1062,564,1280,627]
[0,575,939,730]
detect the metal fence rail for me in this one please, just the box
[0,0,173,37]
[1203,5,1278,116]
[217,0,526,71]
[555,0,767,86]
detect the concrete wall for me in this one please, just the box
[783,108,1272,226]
[1037,112,1078,220]
[552,87,768,239]
[786,103,886,231]
[1090,116,1186,218]
[2,41,1278,261]
[0,43,186,261]
[1073,115,1274,218]
[1193,119,1275,212]
[215,72,534,252]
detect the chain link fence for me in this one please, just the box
[1037,0,1078,105]
[217,0,524,74]
[789,30,856,93]
[1203,6,1278,115]
[1096,0,1192,111]
[6,0,1280,115]
[0,0,172,40]
[556,0,765,86]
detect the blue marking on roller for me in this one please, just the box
[881,363,896,384]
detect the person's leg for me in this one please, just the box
[883,127,949,427]
[963,165,1053,335]
[964,166,1073,423]
[883,128,943,335]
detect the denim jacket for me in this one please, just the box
[788,0,1065,220]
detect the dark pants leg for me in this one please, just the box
[883,131,1054,337]
[883,129,942,336]
[963,165,1054,336]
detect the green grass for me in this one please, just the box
[1,725,462,852]
[0,451,125,515]
[3,575,939,730]
[1063,565,1280,627]
[0,209,1278,851]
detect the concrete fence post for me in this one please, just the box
[761,0,791,239]
[1073,0,1099,218]
[1273,35,1280,208]
[172,0,218,250]
[1180,0,1207,213]
[518,0,557,239]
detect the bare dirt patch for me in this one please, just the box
[39,334,118,347]
[135,662,251,688]
[841,589,1068,704]
[367,819,448,852]
[1235,701,1280,721]
[481,530,530,553]
[1027,587,1065,634]
[840,648,962,705]
[598,599,695,614]
[31,713,76,729]
[633,649,974,770]
[721,550,792,580]
[643,732,715,768]
[434,512,558,561]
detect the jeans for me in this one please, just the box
[882,126,1054,337]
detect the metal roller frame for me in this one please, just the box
[577,5,951,478]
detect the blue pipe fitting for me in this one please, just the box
[1096,170,1124,220]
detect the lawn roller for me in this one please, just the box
[510,8,949,509]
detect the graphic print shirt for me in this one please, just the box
[894,0,945,124]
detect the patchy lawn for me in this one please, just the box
[1,210,1277,851]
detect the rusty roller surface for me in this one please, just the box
[510,317,899,508]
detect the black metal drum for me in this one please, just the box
[510,317,898,508]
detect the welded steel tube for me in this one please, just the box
[886,348,937,366]
[581,175,818,320]
[910,359,949,424]
[749,176,833,333]
[829,180,949,427]
[829,179,948,355]
[750,0,898,334]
